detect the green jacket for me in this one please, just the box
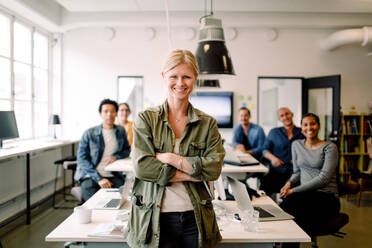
[127,101,225,248]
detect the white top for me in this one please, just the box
[161,138,194,212]
[96,128,117,178]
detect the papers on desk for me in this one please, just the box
[223,144,259,166]
[88,223,127,239]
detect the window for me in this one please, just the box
[0,12,51,140]
[117,76,144,120]
[0,57,11,99]
[0,14,10,57]
[0,14,11,110]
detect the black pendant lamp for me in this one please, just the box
[196,79,220,88]
[196,16,235,79]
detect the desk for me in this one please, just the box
[0,138,79,225]
[105,158,269,201]
[105,158,269,174]
[45,189,310,247]
[218,164,268,201]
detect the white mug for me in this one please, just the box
[74,206,92,224]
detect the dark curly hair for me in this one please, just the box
[98,99,118,113]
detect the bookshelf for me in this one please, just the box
[339,113,372,180]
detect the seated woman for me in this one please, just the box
[116,102,133,146]
[279,113,340,239]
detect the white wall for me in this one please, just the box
[61,27,372,139]
[0,145,75,223]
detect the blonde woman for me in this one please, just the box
[128,50,225,248]
[117,103,133,146]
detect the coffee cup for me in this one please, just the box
[74,206,92,224]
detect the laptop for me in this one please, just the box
[226,176,294,222]
[94,180,132,210]
[223,144,259,166]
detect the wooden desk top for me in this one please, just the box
[45,189,310,243]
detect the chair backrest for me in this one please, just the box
[63,160,77,170]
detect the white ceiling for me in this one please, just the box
[1,0,372,32]
[55,0,372,13]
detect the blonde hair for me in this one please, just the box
[162,49,199,76]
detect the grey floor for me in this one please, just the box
[0,194,371,248]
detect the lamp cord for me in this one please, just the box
[164,0,172,49]
[199,0,214,23]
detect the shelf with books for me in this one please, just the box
[339,114,372,180]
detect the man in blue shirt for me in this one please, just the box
[260,107,304,197]
[232,107,266,159]
[75,99,131,202]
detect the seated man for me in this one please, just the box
[232,107,265,159]
[260,107,304,197]
[75,99,131,202]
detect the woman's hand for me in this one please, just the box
[279,181,293,198]
[169,170,200,182]
[281,188,294,198]
[156,152,176,165]
[156,152,193,174]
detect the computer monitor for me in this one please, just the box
[0,111,19,149]
[189,92,234,128]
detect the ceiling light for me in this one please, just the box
[197,79,220,88]
[195,1,235,80]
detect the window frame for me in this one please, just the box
[0,10,52,141]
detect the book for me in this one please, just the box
[344,140,348,153]
[368,120,372,134]
[346,120,351,133]
[351,118,358,133]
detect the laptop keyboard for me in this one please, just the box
[104,199,120,208]
[253,206,274,218]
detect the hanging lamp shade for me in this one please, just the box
[196,16,235,79]
[196,79,220,88]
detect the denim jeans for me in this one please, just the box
[159,211,198,248]
[80,173,126,203]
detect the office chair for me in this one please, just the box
[311,212,349,248]
[64,241,84,248]
[347,168,372,207]
[53,156,79,208]
[310,171,359,248]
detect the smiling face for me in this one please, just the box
[239,109,251,127]
[278,108,294,127]
[301,115,320,139]
[118,104,130,123]
[162,62,197,102]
